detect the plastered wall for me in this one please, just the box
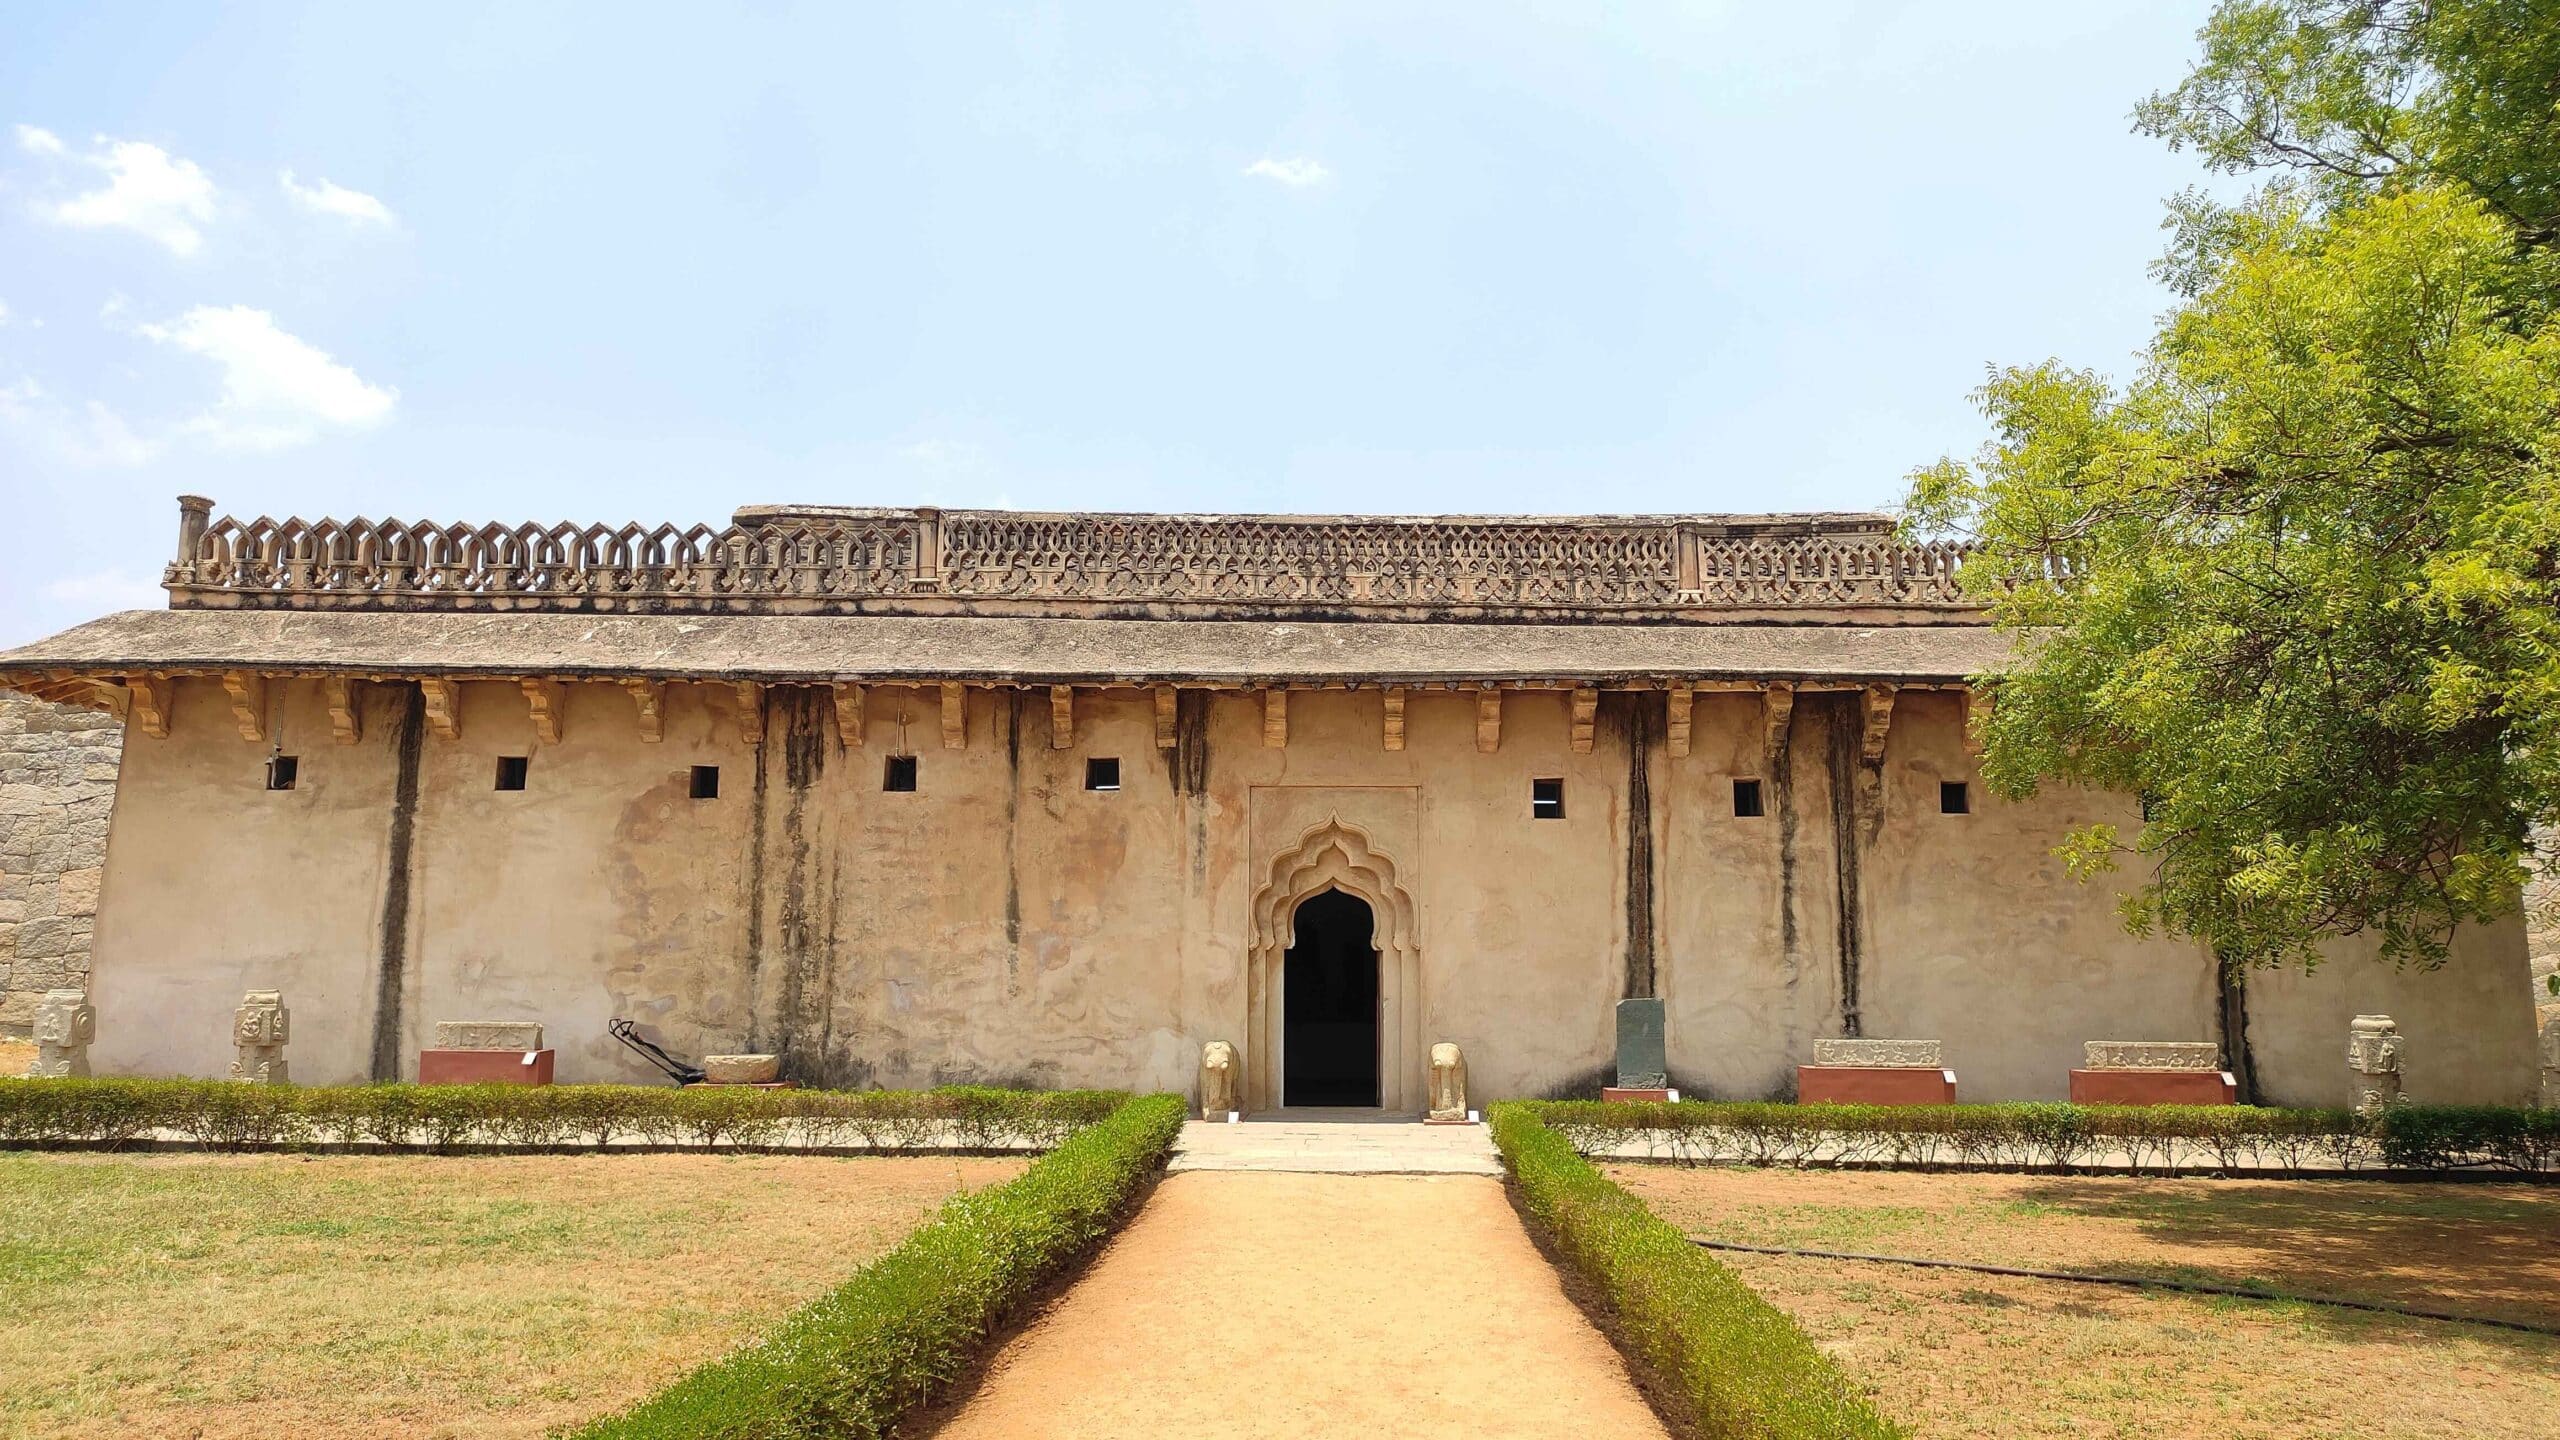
[83,677,2539,1104]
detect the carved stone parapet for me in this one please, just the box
[162,501,1982,615]
[1428,1042,1468,1122]
[2348,1013,2403,1114]
[29,988,96,1078]
[230,989,290,1084]
[1811,1037,1941,1068]
[433,1020,544,1051]
[1200,1040,1238,1119]
[699,1054,781,1085]
[2081,1041,2219,1072]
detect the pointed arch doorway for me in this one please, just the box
[1283,889,1380,1107]
[1247,818,1422,1113]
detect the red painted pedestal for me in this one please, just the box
[1797,1066,1956,1105]
[1602,1087,1674,1103]
[419,1048,555,1086]
[2068,1069,2236,1106]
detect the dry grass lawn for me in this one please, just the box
[0,1150,1025,1439]
[1611,1165,2560,1440]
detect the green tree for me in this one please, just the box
[1907,1,2560,978]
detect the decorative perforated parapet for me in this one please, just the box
[159,497,1981,617]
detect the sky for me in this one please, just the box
[0,1,2225,646]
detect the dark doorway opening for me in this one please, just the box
[1284,888,1381,1107]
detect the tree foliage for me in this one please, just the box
[1907,0,2560,970]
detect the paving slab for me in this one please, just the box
[1170,1115,1501,1174]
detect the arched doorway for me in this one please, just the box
[1246,818,1420,1113]
[1283,889,1380,1107]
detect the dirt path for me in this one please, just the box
[925,1171,1669,1440]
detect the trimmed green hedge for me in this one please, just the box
[1528,1099,2560,1175]
[0,1078,1124,1152]
[571,1091,1186,1440]
[1491,1102,1900,1440]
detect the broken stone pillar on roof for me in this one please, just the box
[230,989,290,1084]
[29,988,95,1077]
[2347,1014,2402,1114]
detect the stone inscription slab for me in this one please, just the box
[434,1020,545,1051]
[1811,1038,1942,1068]
[2081,1041,2218,1072]
[1615,998,1666,1090]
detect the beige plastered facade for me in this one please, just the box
[5,501,2540,1107]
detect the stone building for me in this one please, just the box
[0,692,121,1037]
[0,496,2537,1107]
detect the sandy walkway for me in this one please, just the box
[926,1171,1669,1439]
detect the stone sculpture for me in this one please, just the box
[699,1053,781,1085]
[230,989,290,1084]
[2347,1014,2403,1114]
[1428,1042,1468,1122]
[1200,1040,1238,1119]
[1812,1038,1943,1068]
[1614,997,1667,1090]
[2081,1041,2218,1072]
[433,1020,544,1051]
[29,988,95,1078]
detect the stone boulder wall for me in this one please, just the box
[0,693,121,1038]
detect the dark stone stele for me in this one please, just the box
[1615,997,1667,1090]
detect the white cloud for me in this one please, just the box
[46,568,166,612]
[898,438,990,473]
[26,132,219,255]
[0,377,162,467]
[0,297,10,326]
[279,169,395,228]
[139,305,395,451]
[1242,156,1330,187]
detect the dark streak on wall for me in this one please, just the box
[2216,955,2260,1104]
[770,687,841,1084]
[1823,695,1867,1038]
[1614,692,1657,998]
[369,684,426,1081]
[1774,698,1801,1011]
[1004,692,1023,992]
[741,713,774,1053]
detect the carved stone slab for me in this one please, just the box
[434,1020,545,1051]
[1811,1038,1942,1068]
[1615,998,1667,1090]
[2081,1041,2218,1072]
[1428,1042,1468,1122]
[700,1053,782,1085]
[30,988,96,1078]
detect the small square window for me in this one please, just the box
[1085,757,1121,791]
[689,765,720,800]
[1531,778,1566,820]
[1732,778,1764,818]
[883,755,918,792]
[495,756,529,791]
[1940,781,1970,815]
[265,755,298,791]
